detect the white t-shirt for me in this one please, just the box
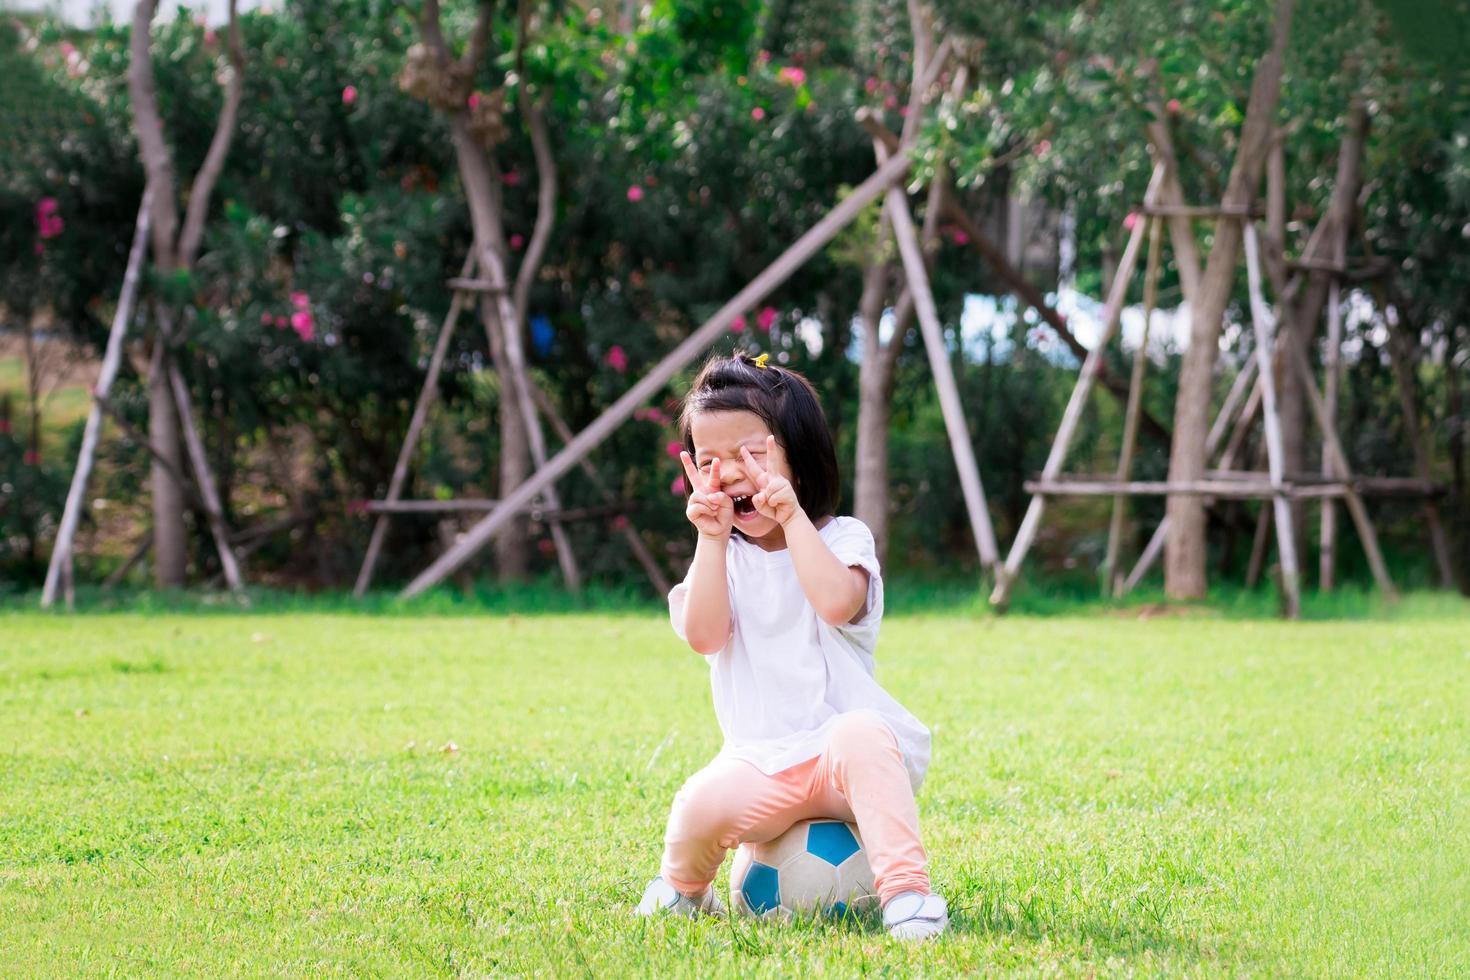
[668,516,931,792]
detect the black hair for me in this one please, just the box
[677,351,840,521]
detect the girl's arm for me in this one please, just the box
[681,533,732,654]
[678,451,734,654]
[742,439,867,626]
[781,510,869,626]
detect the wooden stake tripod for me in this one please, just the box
[42,187,247,608]
[988,191,1443,615]
[352,252,672,598]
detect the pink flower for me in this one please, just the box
[537,538,557,555]
[635,407,667,423]
[274,316,288,328]
[757,306,777,332]
[60,42,76,57]
[865,76,880,94]
[1033,139,1051,158]
[291,310,315,341]
[290,291,310,310]
[665,441,683,458]
[342,85,358,105]
[730,315,746,333]
[611,514,630,531]
[0,418,10,434]
[1123,211,1140,231]
[751,106,766,121]
[509,233,525,250]
[204,29,217,45]
[605,345,628,373]
[467,92,481,109]
[671,476,687,496]
[260,312,273,325]
[1166,98,1182,114]
[756,50,771,65]
[24,450,41,466]
[951,229,970,246]
[35,199,64,240]
[899,105,910,117]
[883,95,898,110]
[346,499,369,515]
[501,169,521,185]
[626,185,644,202]
[777,66,806,86]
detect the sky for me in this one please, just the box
[5,0,253,26]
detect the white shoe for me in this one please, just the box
[882,891,948,940]
[636,876,727,918]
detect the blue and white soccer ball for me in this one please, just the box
[729,819,879,920]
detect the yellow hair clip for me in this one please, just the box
[752,352,770,370]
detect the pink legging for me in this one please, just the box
[660,711,929,904]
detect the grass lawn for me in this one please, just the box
[0,355,92,457]
[3,604,1468,976]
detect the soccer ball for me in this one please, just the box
[729,819,879,920]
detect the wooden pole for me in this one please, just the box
[1103,215,1162,594]
[159,309,243,593]
[1245,498,1272,590]
[354,253,475,596]
[42,186,153,608]
[878,144,1000,573]
[1242,223,1302,617]
[1282,314,1398,599]
[103,529,154,589]
[399,149,917,598]
[1319,280,1343,590]
[989,164,1165,609]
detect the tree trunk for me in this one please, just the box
[446,106,533,581]
[854,258,896,561]
[1163,0,1295,599]
[148,343,188,586]
[126,0,244,591]
[484,300,532,581]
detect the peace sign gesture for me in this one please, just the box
[679,450,734,538]
[741,435,801,527]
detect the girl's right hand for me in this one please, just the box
[680,451,734,538]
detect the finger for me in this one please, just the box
[740,445,767,485]
[766,435,787,474]
[679,451,700,491]
[709,456,722,493]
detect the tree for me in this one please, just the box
[127,0,247,587]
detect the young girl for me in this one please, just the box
[635,351,948,940]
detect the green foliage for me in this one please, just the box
[5,1,1467,594]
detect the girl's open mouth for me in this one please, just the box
[733,495,758,520]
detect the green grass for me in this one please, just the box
[0,355,91,456]
[3,605,1468,976]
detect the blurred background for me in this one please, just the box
[2,0,1466,607]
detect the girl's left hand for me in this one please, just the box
[741,436,802,527]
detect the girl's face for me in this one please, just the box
[688,409,792,550]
